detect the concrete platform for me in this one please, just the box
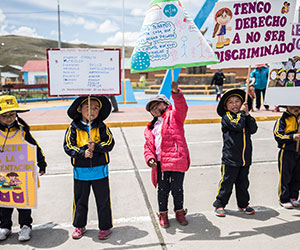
[2,122,300,250]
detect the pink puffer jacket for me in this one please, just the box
[144,90,190,187]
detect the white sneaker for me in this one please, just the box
[290,198,300,207]
[280,202,294,209]
[0,228,12,240]
[18,225,31,241]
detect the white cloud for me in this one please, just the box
[68,38,87,44]
[11,26,43,38]
[0,24,9,36]
[97,20,119,33]
[83,20,98,30]
[130,8,145,17]
[102,31,139,46]
[50,30,58,36]
[0,9,6,23]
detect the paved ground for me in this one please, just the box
[1,93,297,250]
[17,93,282,128]
[2,121,300,250]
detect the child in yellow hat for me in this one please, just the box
[0,95,47,241]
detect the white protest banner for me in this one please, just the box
[47,48,121,96]
[265,23,300,106]
[212,0,295,68]
[130,0,218,73]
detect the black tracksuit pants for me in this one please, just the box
[0,208,32,230]
[157,162,185,212]
[213,164,250,208]
[73,177,112,230]
[255,88,269,110]
[278,149,300,203]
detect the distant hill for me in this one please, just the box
[0,35,134,66]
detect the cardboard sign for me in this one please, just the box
[265,23,300,106]
[212,0,295,68]
[47,48,121,96]
[130,0,218,73]
[0,130,37,209]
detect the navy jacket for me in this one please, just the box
[273,111,299,152]
[221,111,258,167]
[64,119,114,168]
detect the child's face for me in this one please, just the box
[78,100,100,122]
[0,111,17,126]
[150,101,168,117]
[279,71,286,81]
[225,96,242,114]
[296,73,300,80]
[287,106,300,116]
[288,72,295,81]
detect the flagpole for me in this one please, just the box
[57,0,61,48]
[122,0,126,103]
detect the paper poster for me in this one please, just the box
[130,0,219,73]
[211,0,295,68]
[265,23,300,106]
[0,130,37,209]
[47,48,121,96]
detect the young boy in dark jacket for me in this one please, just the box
[273,106,300,209]
[64,96,114,240]
[213,89,258,217]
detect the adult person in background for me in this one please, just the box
[250,64,269,111]
[107,96,119,113]
[211,69,226,101]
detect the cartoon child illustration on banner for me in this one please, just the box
[213,8,233,49]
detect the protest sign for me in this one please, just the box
[265,23,300,106]
[0,129,37,209]
[212,0,295,68]
[47,48,121,96]
[130,0,218,73]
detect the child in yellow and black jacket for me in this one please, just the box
[213,89,258,217]
[273,106,300,209]
[64,96,114,240]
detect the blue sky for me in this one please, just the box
[0,0,300,47]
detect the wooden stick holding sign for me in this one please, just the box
[88,95,91,139]
[297,119,300,152]
[245,65,251,103]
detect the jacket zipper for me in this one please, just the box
[242,128,246,166]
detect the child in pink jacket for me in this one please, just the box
[144,81,190,228]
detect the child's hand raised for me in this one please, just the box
[241,102,249,115]
[88,140,95,152]
[148,158,157,168]
[171,81,179,93]
[85,149,93,158]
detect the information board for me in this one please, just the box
[47,48,121,96]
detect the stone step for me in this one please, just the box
[144,89,216,95]
[148,83,243,90]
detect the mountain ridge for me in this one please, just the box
[0,35,134,66]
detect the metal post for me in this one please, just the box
[57,0,61,48]
[122,0,126,102]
